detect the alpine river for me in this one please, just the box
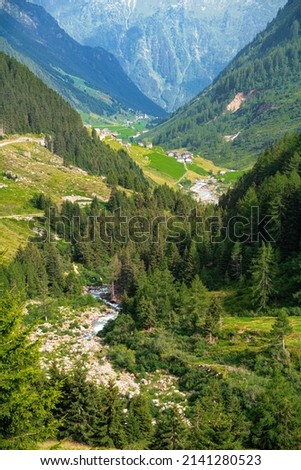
[88,286,121,334]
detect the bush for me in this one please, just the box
[107,345,137,374]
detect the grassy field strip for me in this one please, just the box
[0,139,111,258]
[223,316,301,350]
[0,219,34,261]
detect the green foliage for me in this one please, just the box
[250,243,277,311]
[126,396,153,447]
[221,132,301,310]
[202,297,223,343]
[149,0,301,168]
[49,366,157,449]
[177,276,210,335]
[0,291,58,449]
[190,381,247,450]
[107,345,137,374]
[270,310,293,356]
[0,52,148,191]
[250,374,301,449]
[50,366,105,447]
[151,406,189,450]
[96,380,127,449]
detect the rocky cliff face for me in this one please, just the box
[31,0,286,110]
[0,0,166,117]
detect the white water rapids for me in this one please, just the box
[88,287,121,334]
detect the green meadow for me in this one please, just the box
[148,152,186,180]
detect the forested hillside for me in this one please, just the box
[1,8,301,450]
[1,130,301,449]
[0,52,147,191]
[149,0,301,168]
[0,0,165,117]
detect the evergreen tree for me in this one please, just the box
[126,395,153,447]
[203,297,223,343]
[43,243,64,296]
[251,374,301,449]
[108,254,122,299]
[250,243,277,311]
[190,381,243,450]
[97,380,126,449]
[51,366,106,447]
[178,276,210,335]
[15,245,48,299]
[136,297,157,330]
[270,310,293,352]
[0,291,58,449]
[229,242,243,280]
[64,270,82,296]
[151,406,189,450]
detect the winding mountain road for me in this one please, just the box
[0,137,45,148]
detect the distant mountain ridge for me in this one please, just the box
[148,0,301,169]
[31,0,286,111]
[0,0,166,118]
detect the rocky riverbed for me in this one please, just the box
[31,303,139,396]
[29,289,187,404]
[190,179,219,204]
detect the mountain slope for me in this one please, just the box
[149,0,301,169]
[31,0,286,111]
[0,139,111,260]
[0,51,148,192]
[0,0,165,118]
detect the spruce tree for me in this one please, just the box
[50,366,104,447]
[97,379,126,449]
[151,406,189,450]
[0,291,58,449]
[250,243,277,311]
[271,310,292,353]
[178,276,210,335]
[190,381,243,450]
[229,242,243,280]
[126,395,153,447]
[251,374,301,449]
[136,297,157,330]
[203,297,223,343]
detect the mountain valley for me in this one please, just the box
[1,1,301,454]
[31,0,286,111]
[0,0,165,118]
[149,0,301,168]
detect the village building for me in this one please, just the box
[97,128,118,140]
[171,149,194,163]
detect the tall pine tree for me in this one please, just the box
[0,291,58,449]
